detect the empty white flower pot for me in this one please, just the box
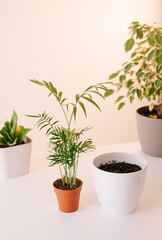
[0,137,32,181]
[93,152,147,215]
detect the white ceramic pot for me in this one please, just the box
[136,106,162,157]
[93,152,147,215]
[0,137,32,181]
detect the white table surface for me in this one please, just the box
[0,141,162,240]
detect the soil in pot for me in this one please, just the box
[53,178,82,190]
[138,106,162,119]
[99,161,141,173]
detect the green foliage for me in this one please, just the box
[109,21,162,118]
[0,111,31,147]
[29,80,114,187]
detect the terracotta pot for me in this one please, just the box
[136,106,162,157]
[53,178,83,213]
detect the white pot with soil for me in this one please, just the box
[92,152,147,215]
[0,137,32,181]
[136,106,162,157]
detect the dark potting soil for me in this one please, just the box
[53,178,82,190]
[0,141,25,148]
[99,161,141,173]
[139,108,162,119]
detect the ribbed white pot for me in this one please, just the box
[0,137,32,181]
[93,152,147,215]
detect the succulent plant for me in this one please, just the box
[0,111,31,147]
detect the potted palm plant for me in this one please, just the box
[28,79,114,212]
[109,21,162,157]
[0,111,32,180]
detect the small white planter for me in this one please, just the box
[93,152,147,215]
[0,137,32,181]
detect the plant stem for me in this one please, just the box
[59,164,64,185]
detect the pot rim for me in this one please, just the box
[53,178,83,191]
[0,136,32,150]
[93,152,148,176]
[136,106,162,121]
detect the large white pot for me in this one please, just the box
[0,137,32,180]
[93,152,147,215]
[136,106,162,157]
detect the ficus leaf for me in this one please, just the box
[147,37,155,47]
[115,95,124,103]
[136,89,142,98]
[155,33,162,46]
[119,75,126,82]
[155,80,161,89]
[126,80,134,88]
[118,102,125,110]
[109,72,119,80]
[155,54,162,65]
[104,89,114,97]
[124,38,135,52]
[136,28,143,39]
[147,49,156,61]
[149,88,155,96]
[124,63,132,73]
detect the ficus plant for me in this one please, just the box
[0,111,31,147]
[28,80,114,188]
[109,21,162,118]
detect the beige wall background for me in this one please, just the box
[0,0,161,170]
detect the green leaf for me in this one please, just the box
[118,102,125,110]
[129,95,134,103]
[131,52,136,58]
[126,80,134,88]
[6,138,18,146]
[75,94,80,102]
[137,72,144,80]
[49,82,57,95]
[78,101,87,117]
[73,106,77,121]
[10,111,18,140]
[124,38,135,52]
[30,79,44,86]
[155,54,162,65]
[4,121,11,131]
[155,33,162,46]
[136,89,142,98]
[148,37,155,46]
[147,49,156,61]
[59,91,62,98]
[124,63,132,73]
[109,72,119,80]
[0,137,7,146]
[149,88,155,96]
[90,91,105,99]
[82,96,101,111]
[0,127,12,141]
[115,95,124,103]
[131,21,139,25]
[155,80,161,89]
[136,29,143,39]
[16,126,31,144]
[119,75,126,82]
[104,89,114,97]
